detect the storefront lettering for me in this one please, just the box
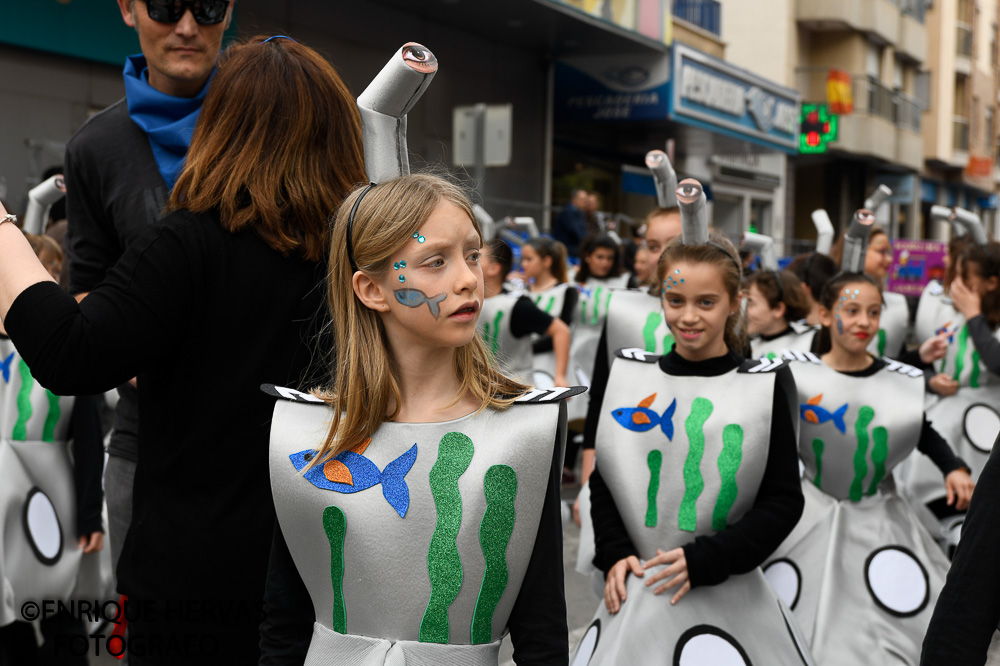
[681,65,798,136]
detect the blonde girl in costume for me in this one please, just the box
[261,175,575,665]
[763,271,973,665]
[574,180,811,666]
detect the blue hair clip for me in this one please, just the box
[262,35,296,43]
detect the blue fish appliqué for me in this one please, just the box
[799,394,848,434]
[611,393,676,440]
[290,439,418,518]
[394,289,448,317]
[0,352,12,383]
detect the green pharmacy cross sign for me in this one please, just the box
[799,103,839,154]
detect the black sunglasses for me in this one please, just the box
[145,0,230,25]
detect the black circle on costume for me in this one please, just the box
[962,403,1000,453]
[777,601,811,665]
[763,558,802,610]
[863,545,930,618]
[673,625,752,666]
[571,619,600,666]
[22,486,63,566]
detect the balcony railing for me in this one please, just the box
[673,0,721,36]
[953,116,970,151]
[957,24,973,56]
[796,68,922,131]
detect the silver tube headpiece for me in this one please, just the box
[863,184,892,213]
[23,174,66,235]
[645,149,677,209]
[742,232,778,271]
[841,208,876,273]
[356,42,438,183]
[811,209,835,255]
[676,178,708,246]
[950,207,988,246]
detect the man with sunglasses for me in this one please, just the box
[62,1,232,658]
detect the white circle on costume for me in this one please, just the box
[963,404,1000,453]
[865,547,928,616]
[763,559,801,609]
[678,632,748,666]
[532,371,555,390]
[571,621,599,666]
[25,489,61,561]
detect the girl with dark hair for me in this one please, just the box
[787,251,838,326]
[763,271,973,666]
[745,269,814,359]
[575,223,809,664]
[521,237,575,388]
[260,175,572,664]
[0,36,367,663]
[905,241,1000,526]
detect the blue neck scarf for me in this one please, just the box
[123,54,214,190]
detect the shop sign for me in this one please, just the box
[966,155,993,178]
[670,43,799,152]
[555,53,670,122]
[887,239,947,297]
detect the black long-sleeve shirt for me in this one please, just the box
[531,286,578,354]
[921,435,1000,665]
[259,404,570,665]
[5,209,326,664]
[589,348,805,588]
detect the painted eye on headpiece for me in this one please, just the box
[402,43,438,73]
[856,210,876,225]
[645,150,668,169]
[675,181,703,204]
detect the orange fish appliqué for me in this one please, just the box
[803,394,823,424]
[632,393,657,425]
[323,438,372,486]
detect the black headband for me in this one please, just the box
[346,182,377,273]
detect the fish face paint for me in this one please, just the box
[375,199,485,351]
[394,288,448,317]
[823,282,881,356]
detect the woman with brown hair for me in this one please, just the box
[0,36,365,664]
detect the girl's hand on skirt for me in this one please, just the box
[642,547,691,605]
[605,555,643,614]
[945,469,976,510]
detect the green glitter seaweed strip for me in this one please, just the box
[766,352,777,362]
[878,329,887,357]
[953,325,969,383]
[419,432,475,643]
[42,391,61,443]
[580,301,587,325]
[642,312,661,352]
[591,287,603,325]
[850,406,875,502]
[12,359,34,441]
[712,424,744,531]
[663,333,674,353]
[485,311,503,356]
[603,290,613,324]
[645,450,662,527]
[679,398,712,532]
[322,506,347,634]
[471,465,517,644]
[971,349,981,388]
[812,438,824,489]
[866,426,889,496]
[535,295,555,314]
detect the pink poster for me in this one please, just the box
[887,239,947,297]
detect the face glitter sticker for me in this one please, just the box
[413,231,426,243]
[394,289,447,318]
[399,275,406,283]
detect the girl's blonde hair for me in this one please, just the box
[315,174,530,461]
[656,231,750,356]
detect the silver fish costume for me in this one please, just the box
[529,281,574,388]
[764,353,953,665]
[751,321,818,360]
[267,384,583,665]
[574,351,813,665]
[0,338,111,630]
[477,292,534,383]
